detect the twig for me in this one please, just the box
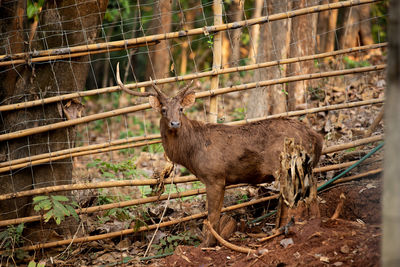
[143,163,175,258]
[258,217,295,242]
[364,108,384,137]
[330,193,346,220]
[203,220,257,254]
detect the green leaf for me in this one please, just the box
[51,195,69,202]
[53,199,70,215]
[28,261,37,267]
[33,196,49,203]
[35,199,52,211]
[66,205,79,221]
[43,210,54,222]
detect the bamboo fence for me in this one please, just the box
[8,194,279,252]
[0,64,385,142]
[0,167,381,252]
[0,184,245,227]
[0,152,382,202]
[0,43,386,113]
[0,99,383,173]
[0,41,159,67]
[0,0,380,67]
[0,135,383,226]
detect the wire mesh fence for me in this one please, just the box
[0,0,386,261]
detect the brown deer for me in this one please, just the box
[116,64,323,246]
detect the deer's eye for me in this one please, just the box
[179,107,183,113]
[161,108,167,114]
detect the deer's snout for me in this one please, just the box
[170,121,181,128]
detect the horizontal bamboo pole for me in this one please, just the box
[0,41,158,67]
[330,168,382,185]
[0,176,198,201]
[0,139,161,174]
[0,64,386,142]
[0,153,382,202]
[0,43,386,113]
[314,157,381,173]
[4,166,381,252]
[229,98,384,126]
[7,194,279,252]
[0,134,160,169]
[0,0,379,64]
[0,184,244,227]
[0,98,384,173]
[322,134,383,154]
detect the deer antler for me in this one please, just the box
[149,77,168,100]
[116,63,156,97]
[177,80,195,98]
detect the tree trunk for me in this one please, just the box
[0,0,108,225]
[247,0,290,118]
[227,0,243,67]
[339,5,373,49]
[179,1,198,75]
[382,1,400,265]
[317,0,339,53]
[145,0,172,80]
[288,0,318,111]
[276,138,320,227]
[249,0,263,64]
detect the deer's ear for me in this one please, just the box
[149,96,162,112]
[181,92,196,108]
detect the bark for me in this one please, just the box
[288,0,318,111]
[316,0,339,53]
[247,0,290,117]
[249,0,263,64]
[0,0,108,223]
[382,0,400,265]
[339,5,373,49]
[179,0,199,75]
[227,0,243,67]
[145,0,172,80]
[276,138,320,228]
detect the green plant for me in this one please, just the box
[343,56,371,69]
[33,195,79,225]
[27,0,44,21]
[0,223,24,250]
[87,158,147,180]
[231,107,246,121]
[236,193,249,204]
[152,231,200,255]
[28,261,46,267]
[0,223,28,261]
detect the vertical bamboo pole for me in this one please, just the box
[209,0,223,123]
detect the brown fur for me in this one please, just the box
[148,90,323,246]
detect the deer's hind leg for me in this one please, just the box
[202,179,225,247]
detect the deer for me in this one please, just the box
[115,64,323,246]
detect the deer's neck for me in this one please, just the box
[160,115,206,171]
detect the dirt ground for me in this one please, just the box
[149,176,382,267]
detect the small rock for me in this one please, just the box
[280,238,294,248]
[257,249,269,255]
[333,262,344,266]
[293,252,301,259]
[340,244,350,254]
[320,256,330,263]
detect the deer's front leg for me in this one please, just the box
[202,180,225,247]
